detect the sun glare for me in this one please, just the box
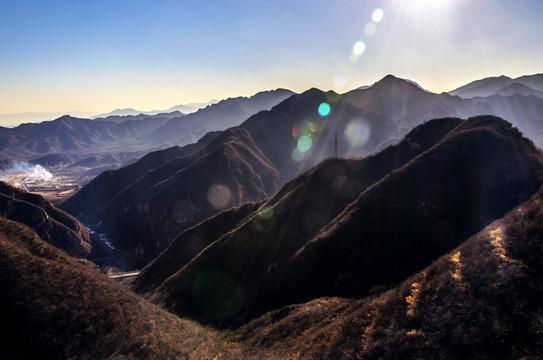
[402,0,456,16]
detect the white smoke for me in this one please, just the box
[1,161,53,181]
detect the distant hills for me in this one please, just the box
[0,89,294,173]
[90,99,218,119]
[449,73,543,98]
[2,74,543,177]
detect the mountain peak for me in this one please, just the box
[372,74,426,92]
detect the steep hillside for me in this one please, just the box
[141,116,543,326]
[136,117,463,292]
[60,131,221,221]
[103,127,281,266]
[0,217,235,359]
[228,183,543,359]
[64,87,398,267]
[0,181,97,258]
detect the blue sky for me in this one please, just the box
[1,0,542,121]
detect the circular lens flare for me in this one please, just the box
[318,103,331,117]
[372,8,384,23]
[352,41,366,56]
[364,22,377,36]
[345,119,372,147]
[297,135,312,152]
[291,148,305,162]
[207,183,232,209]
[333,73,347,88]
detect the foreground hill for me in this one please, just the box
[0,181,97,258]
[136,116,543,327]
[227,183,543,359]
[0,217,236,359]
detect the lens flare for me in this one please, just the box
[192,268,244,320]
[352,41,366,56]
[207,183,232,209]
[333,73,347,88]
[292,120,316,139]
[258,205,274,220]
[345,119,372,147]
[372,8,384,23]
[291,148,305,162]
[318,102,331,117]
[364,22,377,36]
[297,135,312,152]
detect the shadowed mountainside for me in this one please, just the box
[136,116,543,327]
[63,87,398,266]
[0,181,97,258]
[226,183,543,359]
[60,131,221,221]
[135,117,464,292]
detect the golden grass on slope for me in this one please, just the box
[226,185,543,359]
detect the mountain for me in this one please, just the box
[227,183,543,358]
[91,107,144,118]
[0,217,231,359]
[141,89,295,148]
[0,89,294,173]
[63,88,398,266]
[492,82,543,97]
[0,115,170,163]
[91,99,217,119]
[449,73,543,98]
[341,75,461,130]
[60,131,221,221]
[135,116,543,327]
[0,181,98,258]
[3,117,543,358]
[135,117,464,293]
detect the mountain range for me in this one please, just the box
[61,87,399,265]
[0,89,294,173]
[1,72,543,358]
[135,115,543,326]
[449,73,543,98]
[90,99,218,119]
[59,74,543,267]
[1,114,543,358]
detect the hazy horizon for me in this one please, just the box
[1,0,542,125]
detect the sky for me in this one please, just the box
[1,0,542,124]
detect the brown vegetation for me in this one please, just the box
[0,181,97,258]
[0,217,240,359]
